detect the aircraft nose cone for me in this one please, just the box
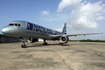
[2,28,7,34]
[1,27,10,34]
[1,26,17,36]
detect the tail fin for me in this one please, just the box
[62,23,67,34]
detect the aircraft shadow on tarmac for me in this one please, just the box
[27,43,69,47]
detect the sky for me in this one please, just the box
[0,0,105,40]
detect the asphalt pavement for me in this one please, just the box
[0,41,105,70]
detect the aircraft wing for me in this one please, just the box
[52,33,103,38]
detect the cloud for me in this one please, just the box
[41,11,54,22]
[54,24,64,32]
[57,0,82,12]
[41,11,50,16]
[57,0,105,30]
[40,11,69,22]
[55,27,62,32]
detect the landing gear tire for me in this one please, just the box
[21,42,27,48]
[43,43,48,45]
[59,43,64,45]
[43,39,48,45]
[21,45,27,48]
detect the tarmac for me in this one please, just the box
[0,41,105,70]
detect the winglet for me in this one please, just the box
[62,23,67,34]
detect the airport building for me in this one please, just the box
[0,34,20,43]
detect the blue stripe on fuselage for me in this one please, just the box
[26,22,63,35]
[27,22,33,30]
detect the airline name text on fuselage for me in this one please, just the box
[26,22,62,35]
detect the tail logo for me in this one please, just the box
[62,23,67,34]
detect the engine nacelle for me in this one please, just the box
[60,36,69,43]
[27,38,38,43]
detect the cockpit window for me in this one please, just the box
[9,24,14,26]
[15,24,17,26]
[8,23,21,27]
[18,24,21,26]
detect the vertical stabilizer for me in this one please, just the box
[62,23,67,34]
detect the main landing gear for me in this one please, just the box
[59,42,64,45]
[21,42,27,48]
[43,39,48,45]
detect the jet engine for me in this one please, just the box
[27,38,38,43]
[60,36,69,43]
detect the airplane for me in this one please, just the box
[1,20,102,48]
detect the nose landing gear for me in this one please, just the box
[21,42,27,48]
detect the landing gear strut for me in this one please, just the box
[21,42,27,48]
[43,39,48,45]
